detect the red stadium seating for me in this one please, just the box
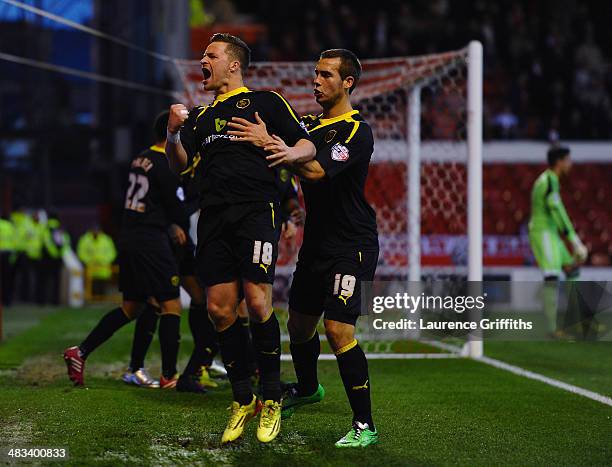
[364,162,611,265]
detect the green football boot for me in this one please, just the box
[335,421,379,448]
[281,383,325,419]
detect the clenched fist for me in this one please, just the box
[168,104,189,133]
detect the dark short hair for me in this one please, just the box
[547,146,570,167]
[209,33,251,74]
[319,49,362,94]
[153,110,169,143]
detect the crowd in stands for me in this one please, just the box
[202,0,612,140]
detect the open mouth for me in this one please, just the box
[201,67,212,80]
[313,90,323,98]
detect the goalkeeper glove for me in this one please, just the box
[571,236,588,262]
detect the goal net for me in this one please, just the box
[172,42,483,357]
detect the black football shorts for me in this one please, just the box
[119,237,180,303]
[289,248,378,325]
[196,202,281,286]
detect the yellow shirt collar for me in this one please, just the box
[214,86,250,103]
[310,110,359,132]
[318,109,359,125]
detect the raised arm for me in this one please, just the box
[165,104,190,173]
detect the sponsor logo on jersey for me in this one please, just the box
[236,98,250,109]
[202,133,237,147]
[331,142,350,162]
[215,118,227,132]
[171,275,180,287]
[279,168,290,182]
[325,129,337,143]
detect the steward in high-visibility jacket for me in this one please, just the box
[0,217,15,253]
[43,217,71,259]
[0,216,15,305]
[77,229,117,280]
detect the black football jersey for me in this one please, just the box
[120,146,187,245]
[179,87,310,208]
[300,110,379,255]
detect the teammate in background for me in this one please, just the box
[227,49,379,447]
[528,146,588,336]
[64,112,188,388]
[166,33,315,444]
[122,111,222,392]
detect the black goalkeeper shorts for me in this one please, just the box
[196,202,281,287]
[288,249,378,326]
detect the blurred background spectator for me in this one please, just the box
[77,226,117,297]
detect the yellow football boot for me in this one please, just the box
[256,400,282,443]
[221,395,260,444]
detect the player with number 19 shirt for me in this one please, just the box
[226,49,379,448]
[293,110,378,322]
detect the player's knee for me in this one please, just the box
[244,295,270,323]
[159,298,182,316]
[287,311,317,343]
[206,299,234,330]
[121,301,144,320]
[324,321,354,353]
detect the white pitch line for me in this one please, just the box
[280,353,459,361]
[477,355,612,407]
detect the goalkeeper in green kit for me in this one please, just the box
[528,146,588,336]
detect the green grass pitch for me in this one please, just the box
[1,306,611,466]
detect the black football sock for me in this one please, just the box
[159,314,181,379]
[183,303,218,375]
[129,303,160,371]
[79,307,131,359]
[290,331,320,396]
[239,315,257,377]
[250,311,281,402]
[218,319,253,405]
[336,340,375,430]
